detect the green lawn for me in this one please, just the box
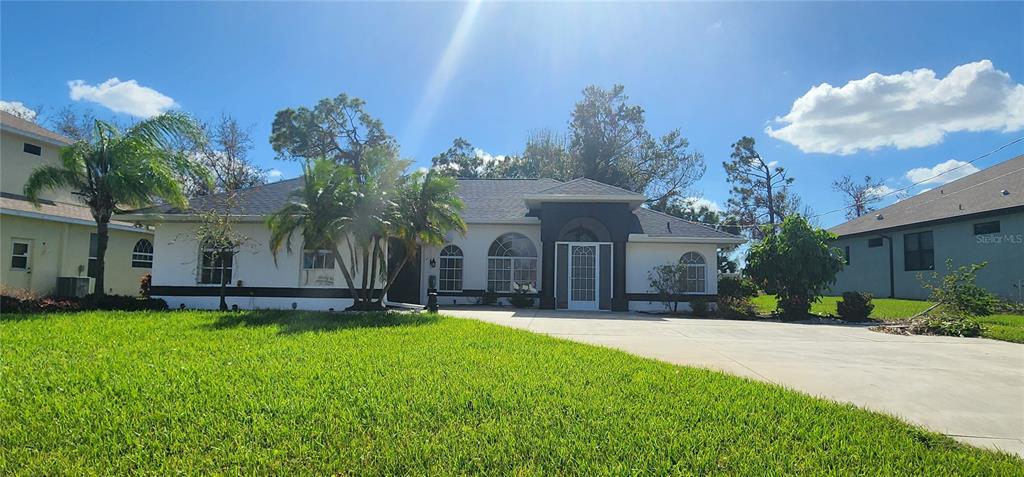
[2,311,1021,475]
[753,295,1024,343]
[751,295,934,319]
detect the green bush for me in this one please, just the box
[81,294,168,311]
[919,260,998,317]
[745,216,845,319]
[718,276,758,299]
[689,298,710,317]
[910,312,983,338]
[508,284,536,308]
[836,292,874,321]
[480,289,499,306]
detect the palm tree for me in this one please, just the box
[267,159,363,302]
[376,169,466,307]
[24,113,208,296]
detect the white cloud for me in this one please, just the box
[682,197,721,212]
[68,78,177,118]
[865,184,895,199]
[905,159,980,185]
[267,169,283,179]
[474,148,505,165]
[707,20,723,32]
[766,60,1024,154]
[0,100,37,121]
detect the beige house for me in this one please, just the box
[1,111,153,296]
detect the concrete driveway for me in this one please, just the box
[442,307,1024,457]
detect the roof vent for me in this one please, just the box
[667,221,672,233]
[940,189,944,194]
[959,203,964,210]
[1002,189,1010,196]
[875,213,884,220]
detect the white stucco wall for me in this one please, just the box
[625,241,719,312]
[419,223,543,306]
[829,211,1024,301]
[151,221,386,310]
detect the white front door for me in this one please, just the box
[8,238,33,290]
[568,244,598,310]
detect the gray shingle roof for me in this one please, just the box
[830,155,1024,237]
[134,178,304,216]
[0,111,72,146]
[129,175,744,240]
[631,207,743,240]
[532,178,645,197]
[454,178,561,222]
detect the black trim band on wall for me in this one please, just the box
[626,293,718,302]
[150,286,381,299]
[436,289,540,298]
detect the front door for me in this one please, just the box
[568,244,598,310]
[7,238,33,290]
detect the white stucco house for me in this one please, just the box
[828,154,1023,301]
[120,176,744,311]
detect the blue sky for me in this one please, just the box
[2,2,1022,228]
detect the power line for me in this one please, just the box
[687,136,1024,230]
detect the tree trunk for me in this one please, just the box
[359,241,372,305]
[93,217,110,297]
[332,244,365,311]
[218,250,230,311]
[377,248,411,307]
[367,237,380,302]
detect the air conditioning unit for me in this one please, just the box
[56,277,90,298]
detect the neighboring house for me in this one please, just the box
[829,155,1024,301]
[0,111,154,296]
[121,177,744,311]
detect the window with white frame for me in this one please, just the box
[438,245,463,292]
[487,233,537,292]
[199,243,234,285]
[132,239,154,268]
[680,252,706,293]
[303,249,335,269]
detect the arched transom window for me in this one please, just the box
[439,245,464,292]
[132,239,154,268]
[680,252,706,293]
[487,233,537,292]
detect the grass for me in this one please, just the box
[753,295,1024,343]
[2,311,1021,475]
[976,314,1024,344]
[751,294,933,319]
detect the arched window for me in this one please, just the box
[487,233,537,292]
[132,239,154,268]
[438,245,463,292]
[680,252,706,293]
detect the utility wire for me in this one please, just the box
[693,137,1024,230]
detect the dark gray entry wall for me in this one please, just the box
[533,202,638,311]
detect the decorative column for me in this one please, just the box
[540,239,556,309]
[612,240,627,311]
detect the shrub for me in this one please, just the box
[716,276,758,318]
[718,276,758,299]
[689,298,710,317]
[746,216,845,319]
[909,311,983,338]
[919,259,998,317]
[1,287,82,313]
[508,283,536,308]
[836,292,874,321]
[81,294,168,311]
[140,273,152,297]
[480,289,499,306]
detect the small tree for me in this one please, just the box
[648,261,689,313]
[832,175,885,219]
[920,259,998,317]
[746,215,845,318]
[193,194,252,311]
